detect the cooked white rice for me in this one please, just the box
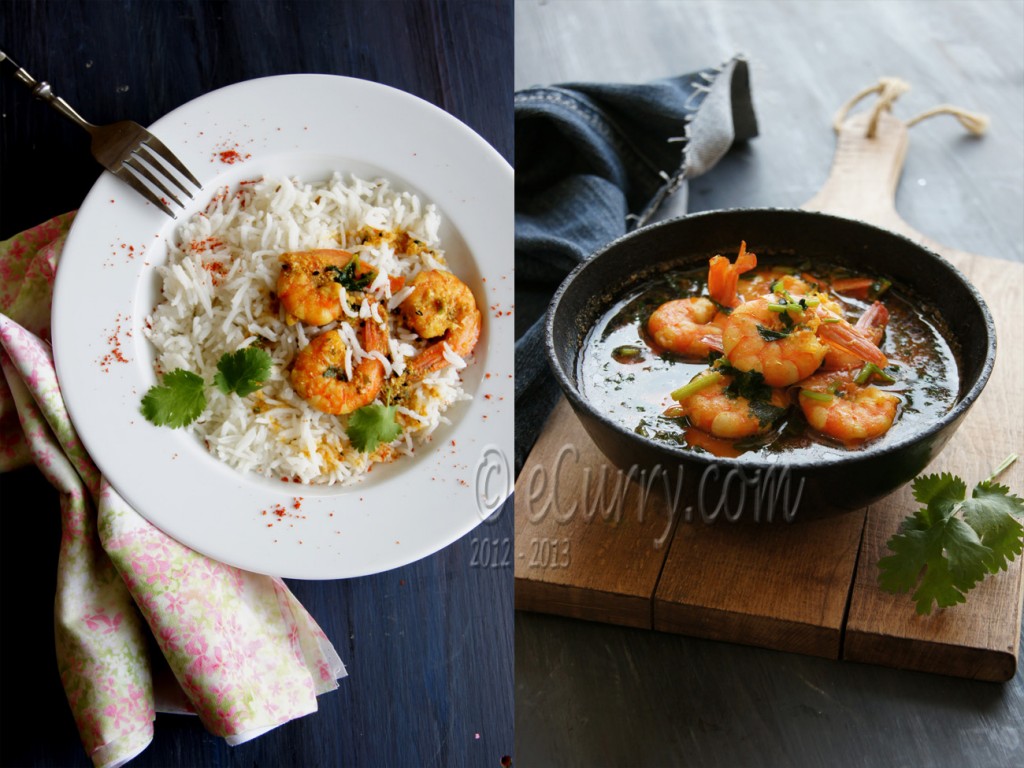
[145,173,472,484]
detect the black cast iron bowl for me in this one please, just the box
[545,209,996,521]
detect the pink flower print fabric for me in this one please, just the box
[0,213,74,470]
[0,216,346,767]
[99,486,343,742]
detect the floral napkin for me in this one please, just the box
[0,215,346,767]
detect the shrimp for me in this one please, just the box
[400,269,482,379]
[277,249,374,326]
[358,226,431,257]
[798,370,899,443]
[721,297,830,387]
[722,293,888,387]
[823,301,889,371]
[707,240,758,308]
[646,297,724,358]
[665,369,789,440]
[737,268,814,303]
[645,243,764,358]
[290,316,389,415]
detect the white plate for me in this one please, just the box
[52,75,514,579]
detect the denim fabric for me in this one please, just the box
[514,56,758,474]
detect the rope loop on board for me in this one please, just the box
[832,77,989,138]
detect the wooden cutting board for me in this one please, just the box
[514,111,1024,681]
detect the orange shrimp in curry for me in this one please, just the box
[291,312,389,415]
[400,269,482,380]
[277,249,376,326]
[645,241,757,358]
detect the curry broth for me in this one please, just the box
[578,263,959,460]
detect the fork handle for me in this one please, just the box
[1,51,93,132]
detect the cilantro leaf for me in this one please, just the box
[878,464,1024,615]
[326,256,374,291]
[961,482,1024,573]
[347,403,401,452]
[747,400,787,428]
[720,366,773,403]
[140,369,207,428]
[214,347,272,396]
[912,472,966,524]
[757,324,790,342]
[879,515,990,613]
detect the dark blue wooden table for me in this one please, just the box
[0,2,513,766]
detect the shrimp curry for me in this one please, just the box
[579,242,959,459]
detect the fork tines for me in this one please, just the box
[117,132,203,218]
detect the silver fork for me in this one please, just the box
[1,51,202,217]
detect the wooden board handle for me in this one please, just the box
[802,112,981,266]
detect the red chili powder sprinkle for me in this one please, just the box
[189,236,223,254]
[99,314,130,372]
[215,144,252,165]
[201,260,228,285]
[260,501,308,528]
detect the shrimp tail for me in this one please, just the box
[708,241,757,308]
[818,320,888,368]
[362,312,390,356]
[406,310,480,380]
[406,341,451,381]
[855,301,889,337]
[699,333,724,352]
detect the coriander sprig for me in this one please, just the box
[878,455,1023,615]
[214,347,273,396]
[346,403,402,452]
[141,347,272,428]
[140,369,207,428]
